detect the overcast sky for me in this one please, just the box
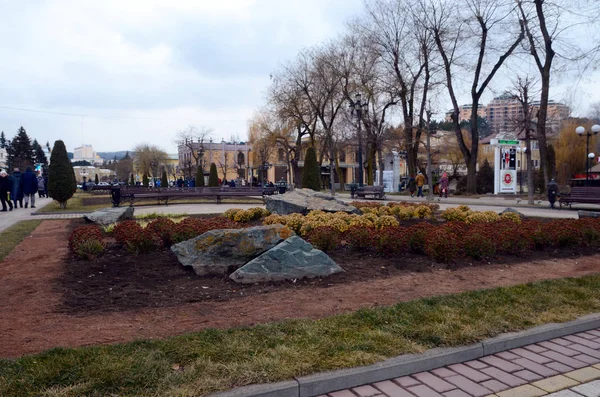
[1,0,599,154]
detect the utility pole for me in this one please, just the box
[426,110,434,200]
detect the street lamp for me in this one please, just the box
[516,146,527,194]
[575,124,600,186]
[350,93,368,187]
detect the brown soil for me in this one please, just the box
[1,220,600,358]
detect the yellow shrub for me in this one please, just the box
[442,207,471,222]
[465,211,500,224]
[500,211,522,224]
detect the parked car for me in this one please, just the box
[98,182,110,186]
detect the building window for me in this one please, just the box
[237,152,245,167]
[278,148,285,162]
[531,141,539,150]
[339,150,346,162]
[533,159,540,169]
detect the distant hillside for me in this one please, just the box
[97,151,131,161]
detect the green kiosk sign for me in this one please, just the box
[498,139,519,145]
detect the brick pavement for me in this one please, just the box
[319,329,600,397]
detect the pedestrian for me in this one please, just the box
[440,172,449,198]
[11,168,24,209]
[0,171,13,211]
[37,173,46,198]
[407,176,416,198]
[43,173,49,197]
[548,178,559,209]
[229,179,236,187]
[22,167,38,208]
[415,171,425,198]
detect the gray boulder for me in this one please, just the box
[578,210,600,219]
[266,188,360,215]
[229,235,344,284]
[84,207,134,226]
[501,207,525,218]
[170,224,295,276]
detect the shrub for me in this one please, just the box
[48,140,77,209]
[500,212,522,224]
[143,173,149,187]
[113,221,160,254]
[441,207,471,222]
[344,226,376,251]
[406,223,434,254]
[208,163,219,187]
[462,229,496,260]
[146,217,176,246]
[306,226,341,251]
[465,211,500,224]
[373,226,408,257]
[196,165,205,187]
[302,146,321,191]
[161,171,168,188]
[225,207,270,223]
[423,226,460,263]
[69,225,105,258]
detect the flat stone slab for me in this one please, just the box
[229,235,343,283]
[171,225,295,276]
[83,207,134,226]
[266,188,360,215]
[578,210,600,219]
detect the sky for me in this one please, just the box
[1,0,599,154]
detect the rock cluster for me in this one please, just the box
[266,188,360,215]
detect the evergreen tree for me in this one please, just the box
[0,131,6,149]
[48,140,77,209]
[196,165,205,187]
[32,139,48,166]
[94,173,99,184]
[208,163,219,187]
[476,159,494,194]
[8,127,35,170]
[302,146,321,191]
[143,173,149,187]
[123,151,131,160]
[130,173,135,186]
[161,170,168,187]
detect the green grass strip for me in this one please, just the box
[0,220,43,262]
[1,274,600,396]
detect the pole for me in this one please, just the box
[586,134,590,186]
[520,150,523,194]
[357,110,363,187]
[426,111,433,200]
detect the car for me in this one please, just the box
[98,182,110,186]
[77,184,82,189]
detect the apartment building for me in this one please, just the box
[444,104,487,123]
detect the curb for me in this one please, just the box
[206,313,600,397]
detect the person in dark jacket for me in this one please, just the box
[547,179,559,209]
[37,174,46,198]
[0,171,13,211]
[407,176,417,198]
[11,168,24,209]
[22,167,38,208]
[43,173,49,197]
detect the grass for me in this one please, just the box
[0,220,43,261]
[1,275,600,396]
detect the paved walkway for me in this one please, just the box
[323,329,600,397]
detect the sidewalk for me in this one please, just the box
[323,329,600,397]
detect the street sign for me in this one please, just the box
[498,139,519,145]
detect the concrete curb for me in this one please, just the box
[206,313,600,397]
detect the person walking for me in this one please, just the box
[11,168,24,209]
[22,167,38,208]
[547,178,559,209]
[415,171,426,198]
[0,171,13,211]
[43,172,49,197]
[439,172,449,198]
[37,173,46,198]
[407,176,416,198]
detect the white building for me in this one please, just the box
[73,144,104,165]
[0,148,7,169]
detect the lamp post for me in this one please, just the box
[575,124,600,186]
[516,147,527,194]
[350,93,368,187]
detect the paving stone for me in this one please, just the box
[571,379,600,397]
[564,336,600,350]
[547,361,576,373]
[448,364,492,382]
[587,330,600,338]
[577,333,599,340]
[546,390,584,397]
[564,367,600,383]
[443,390,473,397]
[532,375,580,392]
[512,348,553,364]
[497,351,520,361]
[595,364,600,370]
[352,385,383,396]
[413,372,456,392]
[514,370,544,382]
[330,390,358,397]
[539,341,581,357]
[575,354,600,365]
[372,381,414,397]
[481,367,527,388]
[480,379,509,393]
[481,356,524,373]
[432,368,458,378]
[541,351,588,369]
[569,344,600,360]
[445,375,492,397]
[465,361,489,370]
[394,376,420,388]
[495,385,547,397]
[407,384,444,397]
[552,338,575,346]
[524,345,549,354]
[513,358,559,377]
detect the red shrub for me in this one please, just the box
[373,226,408,257]
[113,221,144,245]
[171,217,241,244]
[542,220,584,248]
[146,217,176,247]
[68,225,104,252]
[423,227,459,263]
[306,226,341,251]
[462,226,496,260]
[113,221,160,254]
[344,226,376,251]
[406,223,435,254]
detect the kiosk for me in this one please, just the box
[490,138,518,194]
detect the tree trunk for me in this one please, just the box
[329,131,335,196]
[466,159,477,194]
[526,134,534,205]
[377,146,384,187]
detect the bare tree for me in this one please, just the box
[132,143,169,178]
[217,152,231,181]
[423,0,524,193]
[175,125,212,178]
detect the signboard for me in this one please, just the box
[500,170,517,193]
[498,139,519,145]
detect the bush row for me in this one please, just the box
[441,205,521,224]
[68,225,105,259]
[223,207,270,223]
[305,218,600,263]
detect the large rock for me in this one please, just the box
[266,188,360,215]
[501,207,525,218]
[171,225,295,276]
[84,207,134,226]
[578,210,600,219]
[229,235,344,283]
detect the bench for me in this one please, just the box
[558,186,600,209]
[110,186,276,207]
[355,185,386,200]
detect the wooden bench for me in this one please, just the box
[355,185,386,200]
[111,186,275,207]
[558,186,600,209]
